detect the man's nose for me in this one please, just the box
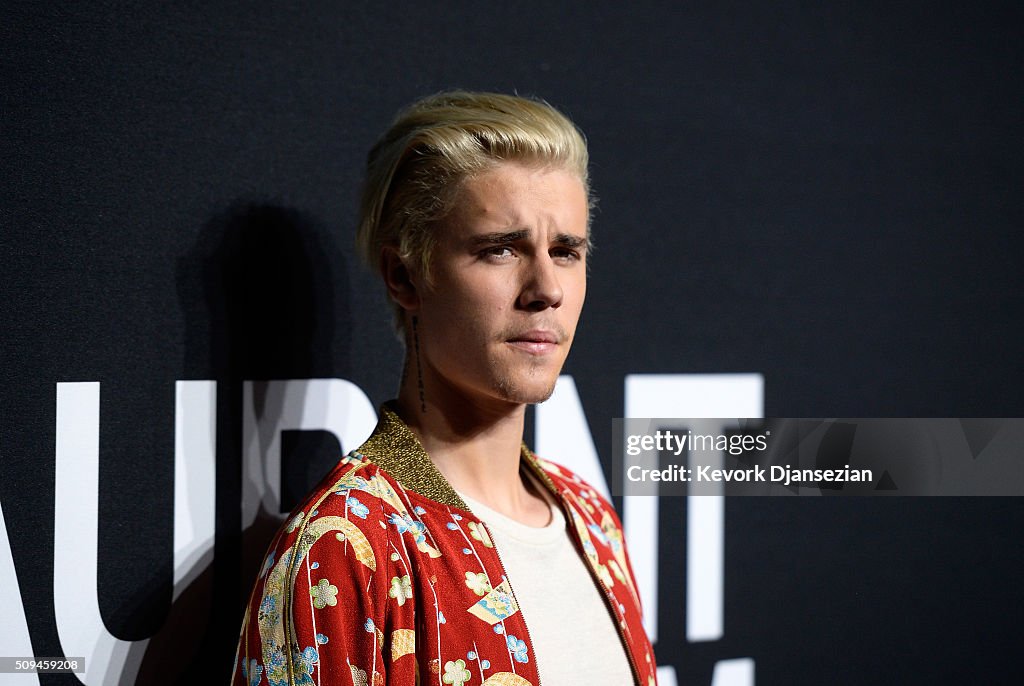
[518,255,563,312]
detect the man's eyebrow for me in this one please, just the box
[553,233,590,251]
[469,230,530,245]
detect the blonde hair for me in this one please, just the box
[355,91,591,329]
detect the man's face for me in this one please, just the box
[413,162,588,409]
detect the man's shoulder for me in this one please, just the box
[257,451,434,583]
[286,451,414,525]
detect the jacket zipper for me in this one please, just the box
[588,552,645,685]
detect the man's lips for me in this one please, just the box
[506,330,561,354]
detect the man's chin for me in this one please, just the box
[523,385,558,405]
[494,376,560,406]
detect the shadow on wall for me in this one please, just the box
[123,202,351,684]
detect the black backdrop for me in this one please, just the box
[2,2,1023,684]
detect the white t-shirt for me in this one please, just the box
[456,476,636,685]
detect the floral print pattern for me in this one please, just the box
[347,496,369,519]
[468,521,493,547]
[442,659,472,685]
[464,571,491,596]
[309,579,338,609]
[389,574,413,606]
[506,635,529,663]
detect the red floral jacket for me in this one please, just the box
[232,405,657,686]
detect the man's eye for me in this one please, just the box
[483,246,515,259]
[551,248,581,262]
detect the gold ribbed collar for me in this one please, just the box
[356,403,561,511]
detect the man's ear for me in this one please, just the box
[380,245,420,312]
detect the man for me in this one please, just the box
[233,92,657,686]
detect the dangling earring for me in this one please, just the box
[412,315,426,413]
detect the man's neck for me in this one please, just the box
[394,369,551,527]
